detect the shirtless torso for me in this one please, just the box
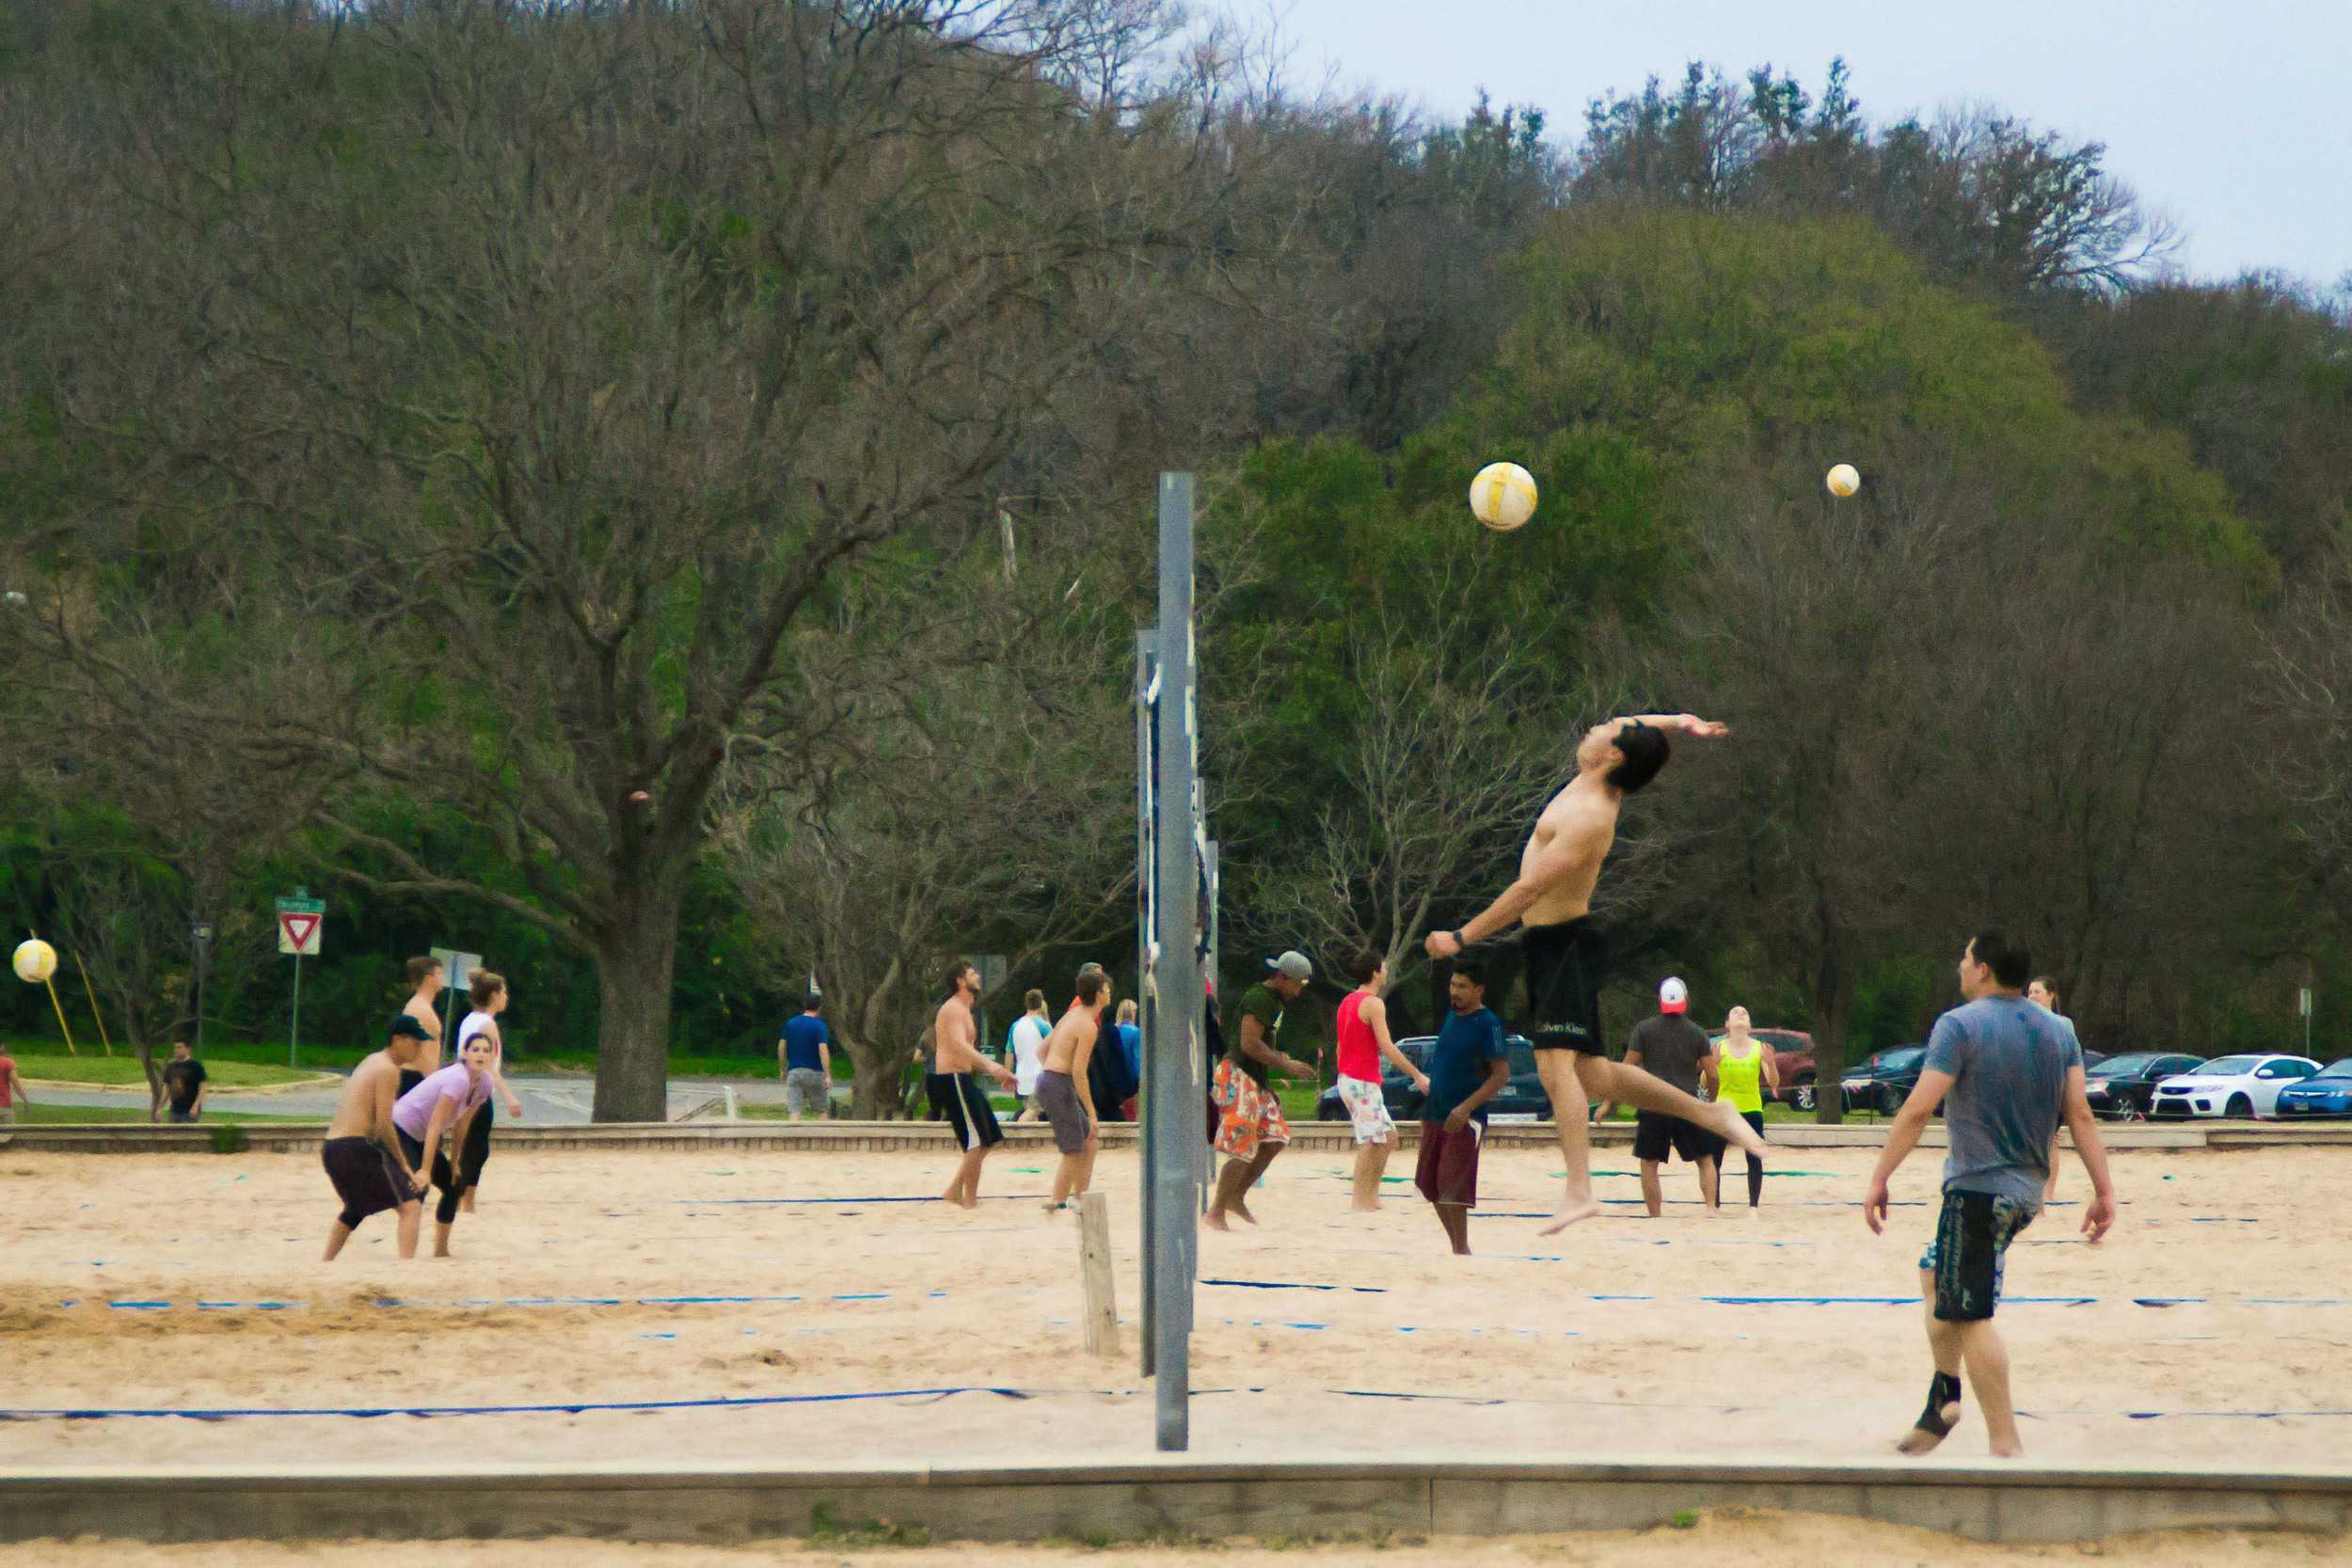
[402,990,444,1075]
[326,1047,421,1193]
[1517,776,1620,927]
[932,993,985,1076]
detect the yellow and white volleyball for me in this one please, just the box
[1469,461,1539,532]
[12,939,57,985]
[1825,463,1861,499]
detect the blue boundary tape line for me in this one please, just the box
[60,1291,949,1312]
[0,1387,1038,1421]
[674,1196,1045,1206]
[1202,1278,1388,1294]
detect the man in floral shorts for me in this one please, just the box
[1205,951,1319,1230]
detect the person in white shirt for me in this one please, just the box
[1007,989,1050,1123]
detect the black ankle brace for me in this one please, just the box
[1913,1371,1963,1437]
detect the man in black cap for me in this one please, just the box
[321,1015,432,1261]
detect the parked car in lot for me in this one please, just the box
[2149,1053,2321,1120]
[2273,1058,2352,1119]
[2083,1053,2208,1119]
[1707,1028,1819,1111]
[1315,1033,1553,1123]
[1839,1045,1929,1115]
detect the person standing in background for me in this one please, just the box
[1008,990,1050,1122]
[157,1040,208,1124]
[1704,1006,1778,1209]
[779,993,834,1120]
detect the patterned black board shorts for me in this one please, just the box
[1919,1189,2037,1322]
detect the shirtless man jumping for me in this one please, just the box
[1426,713,1765,1233]
[1035,969,1109,1212]
[930,959,1017,1209]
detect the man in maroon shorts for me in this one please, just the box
[1417,962,1511,1255]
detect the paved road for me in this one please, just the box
[24,1073,822,1125]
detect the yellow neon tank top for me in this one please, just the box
[1715,1041,1765,1114]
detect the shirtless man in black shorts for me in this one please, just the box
[321,1016,431,1260]
[930,959,1018,1210]
[1427,713,1765,1233]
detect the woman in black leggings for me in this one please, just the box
[1704,1006,1777,1208]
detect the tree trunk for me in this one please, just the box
[845,1033,910,1119]
[1809,942,1856,1126]
[589,888,686,1123]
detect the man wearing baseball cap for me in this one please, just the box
[1205,950,1318,1230]
[1610,977,1722,1216]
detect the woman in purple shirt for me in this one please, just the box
[392,1034,493,1258]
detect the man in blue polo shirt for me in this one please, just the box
[1416,960,1512,1256]
[778,995,834,1120]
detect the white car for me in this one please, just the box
[2148,1053,2321,1120]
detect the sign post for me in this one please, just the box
[430,947,484,1051]
[189,923,214,1053]
[276,890,326,1068]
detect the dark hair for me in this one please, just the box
[801,993,822,1013]
[945,959,977,995]
[1451,959,1487,990]
[2030,975,2060,1001]
[1076,972,1107,1005]
[1967,930,2032,989]
[405,956,442,987]
[1605,721,1672,794]
[1344,950,1384,986]
[1023,988,1045,1011]
[469,969,507,1006]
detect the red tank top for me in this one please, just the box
[1336,991,1379,1082]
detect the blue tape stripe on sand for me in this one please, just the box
[0,1387,1036,1420]
[1201,1278,1389,1294]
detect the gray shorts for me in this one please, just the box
[783,1068,830,1117]
[1034,1069,1090,1155]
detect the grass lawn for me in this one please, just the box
[6,1053,330,1089]
[8,1101,315,1126]
[6,1038,824,1083]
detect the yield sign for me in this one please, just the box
[278,911,324,957]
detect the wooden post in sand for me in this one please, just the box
[1078,1191,1118,1356]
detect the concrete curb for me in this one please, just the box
[0,1118,2305,1155]
[0,1119,2258,1154]
[1,1454,2344,1546]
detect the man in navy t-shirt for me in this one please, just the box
[1415,961,1511,1255]
[779,996,834,1120]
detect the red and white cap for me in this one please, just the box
[1659,976,1689,1014]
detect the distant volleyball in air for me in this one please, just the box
[1825,463,1861,499]
[1470,462,1539,531]
[13,939,56,985]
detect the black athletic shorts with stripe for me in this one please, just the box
[927,1070,1004,1151]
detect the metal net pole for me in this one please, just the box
[1149,472,1200,1451]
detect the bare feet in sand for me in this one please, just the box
[1202,1210,1230,1232]
[1536,1197,1603,1236]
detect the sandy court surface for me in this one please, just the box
[7,1514,2351,1568]
[2,1142,2348,1481]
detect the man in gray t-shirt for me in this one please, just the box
[1613,978,1720,1214]
[1865,929,2116,1462]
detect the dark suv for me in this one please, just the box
[2083,1053,2206,1119]
[1314,1033,1553,1123]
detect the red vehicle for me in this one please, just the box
[1707,1027,1820,1111]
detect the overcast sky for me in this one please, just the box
[1259,0,2351,288]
